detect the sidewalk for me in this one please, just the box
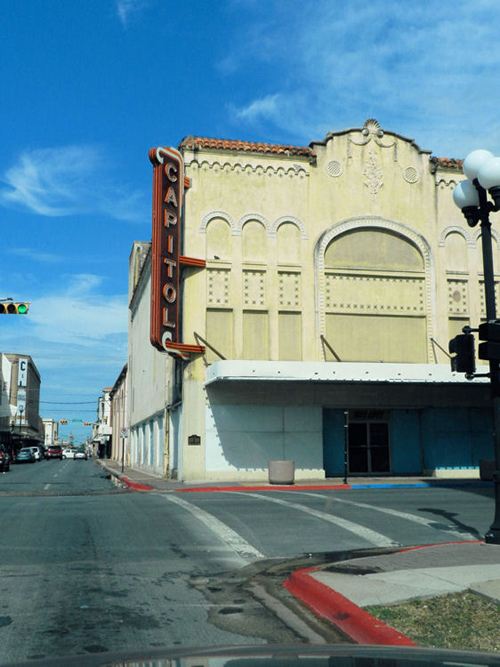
[96,458,492,493]
[284,541,500,646]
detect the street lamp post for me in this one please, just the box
[453,149,500,544]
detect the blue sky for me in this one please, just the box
[1,0,500,441]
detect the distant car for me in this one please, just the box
[29,446,42,461]
[16,448,36,463]
[74,451,88,460]
[0,445,10,472]
[62,448,75,460]
[46,445,63,460]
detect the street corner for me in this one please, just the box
[283,564,416,646]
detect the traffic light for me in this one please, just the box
[449,332,476,374]
[83,422,93,426]
[478,321,500,362]
[0,302,29,314]
[59,419,68,425]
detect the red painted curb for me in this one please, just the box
[120,475,154,492]
[283,566,416,646]
[177,484,351,493]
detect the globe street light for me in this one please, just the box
[453,149,500,544]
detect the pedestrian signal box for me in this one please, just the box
[449,332,476,375]
[0,302,29,314]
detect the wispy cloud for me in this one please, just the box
[116,0,149,27]
[0,145,147,222]
[8,247,63,264]
[28,273,128,346]
[225,0,500,157]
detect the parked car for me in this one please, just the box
[29,446,43,461]
[46,445,63,460]
[62,448,75,460]
[74,450,88,460]
[0,445,10,472]
[16,448,36,463]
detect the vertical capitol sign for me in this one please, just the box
[149,146,205,357]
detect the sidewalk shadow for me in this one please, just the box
[418,507,483,539]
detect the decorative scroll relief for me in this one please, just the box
[363,150,383,197]
[348,119,398,162]
[279,272,301,308]
[243,270,266,306]
[207,269,230,306]
[325,273,425,315]
[447,279,469,315]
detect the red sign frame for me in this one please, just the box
[149,146,205,357]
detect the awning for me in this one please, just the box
[205,361,489,386]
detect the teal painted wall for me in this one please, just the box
[322,407,493,475]
[390,410,421,473]
[421,407,493,470]
[323,409,345,476]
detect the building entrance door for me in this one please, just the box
[348,416,390,474]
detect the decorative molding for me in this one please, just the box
[363,149,383,197]
[325,273,425,315]
[436,177,459,188]
[326,160,343,178]
[447,279,468,316]
[235,213,270,236]
[474,227,500,247]
[348,119,398,162]
[403,166,419,184]
[278,272,301,308]
[185,158,309,179]
[207,269,230,306]
[243,270,266,307]
[438,226,474,248]
[314,216,436,360]
[199,210,234,234]
[270,215,308,239]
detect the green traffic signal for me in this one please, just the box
[0,302,30,315]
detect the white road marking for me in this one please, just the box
[44,483,50,490]
[238,492,399,548]
[300,492,477,539]
[162,494,265,562]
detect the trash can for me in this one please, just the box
[268,459,295,485]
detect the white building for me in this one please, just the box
[42,418,59,448]
[92,388,112,458]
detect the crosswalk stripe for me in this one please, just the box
[162,493,264,562]
[236,492,399,548]
[299,492,477,539]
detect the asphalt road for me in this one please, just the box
[0,460,494,664]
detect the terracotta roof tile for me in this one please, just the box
[179,135,314,158]
[431,156,463,169]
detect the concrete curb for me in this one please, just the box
[283,565,416,646]
[96,460,154,492]
[177,480,492,493]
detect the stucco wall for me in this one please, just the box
[204,402,324,481]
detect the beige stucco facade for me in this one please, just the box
[127,119,495,481]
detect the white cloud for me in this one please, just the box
[27,274,128,346]
[234,93,282,123]
[0,145,147,222]
[116,0,149,27]
[8,247,62,264]
[226,0,500,157]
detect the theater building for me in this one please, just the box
[128,119,494,481]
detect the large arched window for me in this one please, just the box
[317,218,432,363]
